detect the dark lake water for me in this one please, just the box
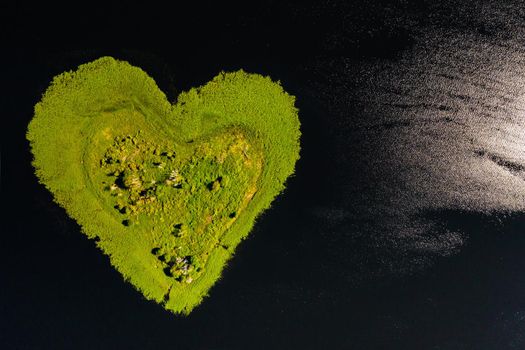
[2,1,525,349]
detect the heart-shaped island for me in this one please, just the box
[27,57,300,314]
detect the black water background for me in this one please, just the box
[2,2,525,349]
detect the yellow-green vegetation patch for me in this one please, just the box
[27,57,300,314]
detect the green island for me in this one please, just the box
[27,57,300,314]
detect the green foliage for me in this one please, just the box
[27,57,301,314]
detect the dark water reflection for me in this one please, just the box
[3,2,525,348]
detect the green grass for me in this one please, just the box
[26,57,301,314]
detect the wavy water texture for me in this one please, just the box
[304,4,525,276]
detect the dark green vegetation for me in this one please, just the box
[27,57,300,314]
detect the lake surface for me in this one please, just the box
[2,1,525,349]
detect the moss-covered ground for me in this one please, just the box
[27,57,300,314]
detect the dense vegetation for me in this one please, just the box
[27,57,301,314]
